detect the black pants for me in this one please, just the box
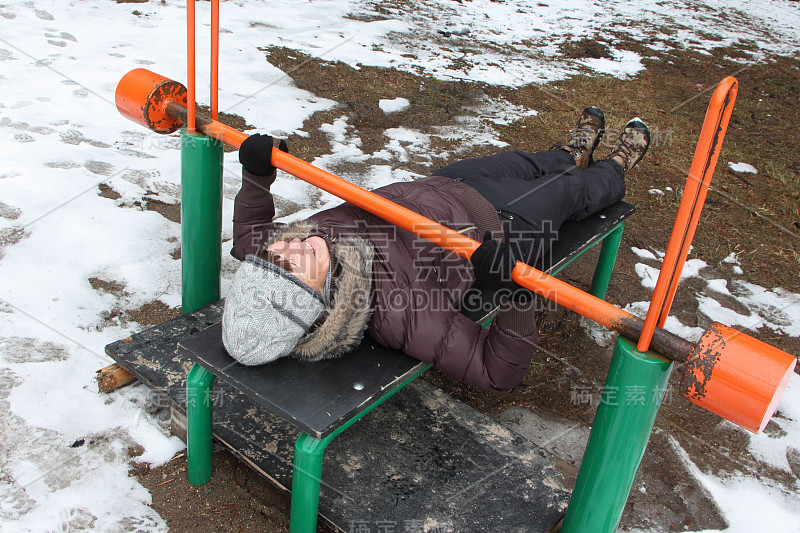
[434,149,625,266]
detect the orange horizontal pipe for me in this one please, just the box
[681,323,796,434]
[171,107,649,347]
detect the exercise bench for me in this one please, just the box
[105,201,634,532]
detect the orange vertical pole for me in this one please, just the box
[186,0,196,132]
[210,0,219,121]
[637,77,738,352]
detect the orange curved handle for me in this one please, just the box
[637,77,738,352]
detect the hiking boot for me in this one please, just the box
[608,118,651,173]
[554,106,606,170]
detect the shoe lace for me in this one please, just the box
[611,134,639,171]
[571,124,594,148]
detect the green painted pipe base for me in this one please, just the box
[186,364,217,485]
[589,222,624,300]
[289,434,331,533]
[561,336,673,533]
[180,129,223,314]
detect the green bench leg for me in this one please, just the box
[289,433,333,533]
[589,222,624,300]
[561,336,673,532]
[186,363,217,485]
[287,363,431,532]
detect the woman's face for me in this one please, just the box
[266,236,331,294]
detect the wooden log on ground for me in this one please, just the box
[97,363,136,392]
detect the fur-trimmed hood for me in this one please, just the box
[261,221,374,362]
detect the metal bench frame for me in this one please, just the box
[182,202,632,533]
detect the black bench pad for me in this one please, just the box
[179,322,426,439]
[106,303,570,532]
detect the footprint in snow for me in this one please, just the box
[0,10,16,19]
[59,130,111,148]
[84,160,115,176]
[0,337,70,363]
[30,125,54,134]
[44,161,81,169]
[13,133,34,143]
[60,129,84,145]
[9,122,54,135]
[0,202,21,220]
[47,39,67,47]
[45,31,75,42]
[0,49,12,61]
[59,508,97,531]
[34,9,54,21]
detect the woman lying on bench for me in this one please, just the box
[222,108,650,392]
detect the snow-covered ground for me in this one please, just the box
[1,0,799,531]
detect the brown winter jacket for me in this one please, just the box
[230,170,539,392]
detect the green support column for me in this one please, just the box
[589,222,624,300]
[561,336,673,533]
[180,129,224,313]
[181,129,223,486]
[186,363,217,485]
[289,433,333,533]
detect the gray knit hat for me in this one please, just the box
[222,255,326,366]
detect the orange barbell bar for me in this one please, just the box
[115,68,796,433]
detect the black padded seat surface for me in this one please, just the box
[178,322,426,439]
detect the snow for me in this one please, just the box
[633,257,708,290]
[1,0,799,530]
[629,248,800,339]
[728,162,759,174]
[722,252,740,264]
[631,247,658,261]
[379,97,410,114]
[669,427,800,533]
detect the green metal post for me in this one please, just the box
[181,129,223,486]
[186,364,217,485]
[288,363,432,533]
[589,222,624,300]
[180,129,224,313]
[561,336,673,533]
[289,433,332,533]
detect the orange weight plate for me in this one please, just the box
[115,68,187,134]
[681,323,796,433]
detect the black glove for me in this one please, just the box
[471,231,536,303]
[470,231,515,290]
[239,134,288,178]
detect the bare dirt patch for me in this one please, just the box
[133,451,290,533]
